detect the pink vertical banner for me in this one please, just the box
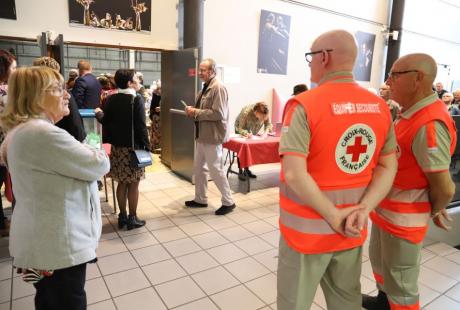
[271,88,285,124]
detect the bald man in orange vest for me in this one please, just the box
[362,54,456,310]
[277,29,398,310]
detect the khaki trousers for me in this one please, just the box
[277,237,362,310]
[194,141,234,206]
[369,224,422,308]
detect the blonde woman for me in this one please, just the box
[0,66,109,310]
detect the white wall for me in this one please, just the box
[400,0,460,90]
[0,0,178,50]
[203,0,390,128]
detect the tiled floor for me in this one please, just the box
[1,162,460,310]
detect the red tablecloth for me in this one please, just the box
[223,136,280,168]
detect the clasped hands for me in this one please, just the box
[324,204,369,238]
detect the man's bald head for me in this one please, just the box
[393,53,437,87]
[387,53,437,110]
[309,30,357,82]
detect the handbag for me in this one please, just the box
[129,95,153,168]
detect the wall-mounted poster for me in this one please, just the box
[257,10,291,75]
[0,0,17,20]
[353,31,376,82]
[68,0,151,33]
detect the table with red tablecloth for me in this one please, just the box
[222,136,280,191]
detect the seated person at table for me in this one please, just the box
[234,102,273,179]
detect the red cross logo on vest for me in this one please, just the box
[335,124,376,174]
[346,136,368,162]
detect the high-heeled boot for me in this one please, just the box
[118,213,128,229]
[127,215,146,230]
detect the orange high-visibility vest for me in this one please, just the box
[370,99,457,244]
[280,77,394,254]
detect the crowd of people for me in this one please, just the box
[0,26,458,310]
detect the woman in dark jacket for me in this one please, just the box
[95,69,150,230]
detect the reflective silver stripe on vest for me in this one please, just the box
[279,182,366,206]
[375,207,430,227]
[386,187,429,203]
[280,208,336,234]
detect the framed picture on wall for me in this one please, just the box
[0,0,17,20]
[68,0,151,33]
[353,31,376,82]
[257,9,291,75]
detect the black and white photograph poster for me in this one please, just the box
[257,10,291,75]
[68,0,151,33]
[0,0,17,20]
[353,31,376,82]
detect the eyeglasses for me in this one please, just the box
[305,49,333,63]
[45,85,66,97]
[387,70,419,80]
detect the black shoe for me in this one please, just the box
[118,213,128,229]
[245,168,257,179]
[185,200,208,208]
[215,204,236,215]
[97,180,103,191]
[127,215,146,230]
[238,172,247,181]
[362,290,390,310]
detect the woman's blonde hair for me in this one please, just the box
[0,66,63,131]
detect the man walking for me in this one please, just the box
[184,58,236,216]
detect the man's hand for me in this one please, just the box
[95,107,102,114]
[185,106,196,118]
[324,206,364,237]
[344,206,370,238]
[432,209,453,231]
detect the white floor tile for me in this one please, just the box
[234,236,273,256]
[245,273,277,304]
[242,220,276,235]
[142,259,186,285]
[96,238,128,257]
[210,285,265,310]
[113,287,166,310]
[163,237,201,257]
[424,256,460,281]
[419,283,441,308]
[253,249,279,272]
[145,217,175,231]
[191,231,230,249]
[424,242,459,257]
[104,268,150,297]
[176,251,219,274]
[207,243,248,264]
[86,261,101,280]
[172,297,218,310]
[445,282,460,303]
[0,260,12,281]
[419,265,457,293]
[88,300,117,310]
[192,266,240,295]
[259,230,280,247]
[152,226,187,243]
[446,252,460,265]
[204,217,238,230]
[179,221,214,236]
[97,252,138,276]
[219,225,254,242]
[155,276,206,308]
[121,232,158,250]
[224,257,270,283]
[424,295,460,309]
[226,211,259,224]
[86,277,111,305]
[361,275,377,294]
[131,244,171,266]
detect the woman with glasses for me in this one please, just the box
[0,66,109,310]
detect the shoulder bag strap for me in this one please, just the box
[131,95,135,149]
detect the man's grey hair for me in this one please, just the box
[202,58,216,73]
